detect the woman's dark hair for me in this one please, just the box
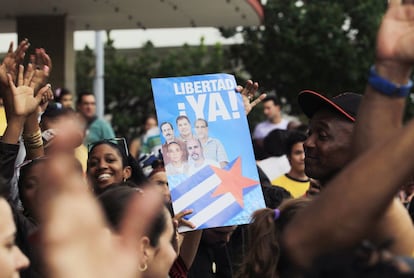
[236,198,311,278]
[88,140,129,167]
[98,184,167,247]
[127,154,148,185]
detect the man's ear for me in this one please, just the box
[123,166,132,180]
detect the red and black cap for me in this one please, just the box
[298,90,362,122]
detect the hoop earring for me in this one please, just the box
[138,263,148,272]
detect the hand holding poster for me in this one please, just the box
[151,73,265,232]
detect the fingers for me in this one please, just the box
[388,0,414,7]
[30,54,35,66]
[7,73,16,90]
[389,0,401,6]
[180,219,196,229]
[251,93,267,108]
[175,209,193,219]
[17,65,24,87]
[239,80,260,100]
[174,209,195,229]
[7,41,13,54]
[24,64,35,87]
[39,48,52,69]
[36,84,53,104]
[15,39,29,64]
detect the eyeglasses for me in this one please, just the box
[87,137,129,158]
[16,156,49,171]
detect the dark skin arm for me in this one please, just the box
[282,1,414,269]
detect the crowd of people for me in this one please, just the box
[3,1,414,277]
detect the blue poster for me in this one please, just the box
[151,73,265,232]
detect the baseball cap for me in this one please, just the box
[298,90,362,122]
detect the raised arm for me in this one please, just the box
[350,0,414,256]
[5,64,53,158]
[173,209,202,270]
[352,0,414,153]
[282,1,414,269]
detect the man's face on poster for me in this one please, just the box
[177,118,191,137]
[195,120,208,140]
[187,139,203,161]
[161,123,174,142]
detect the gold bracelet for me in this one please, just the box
[23,129,43,149]
[24,141,44,149]
[23,129,42,141]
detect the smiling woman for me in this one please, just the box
[87,138,146,194]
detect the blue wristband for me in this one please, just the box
[368,66,413,97]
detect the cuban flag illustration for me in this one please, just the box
[170,157,265,232]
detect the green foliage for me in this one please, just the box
[76,35,233,140]
[229,0,387,119]
[75,46,95,93]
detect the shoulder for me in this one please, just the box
[206,137,221,144]
[255,121,270,129]
[272,174,288,185]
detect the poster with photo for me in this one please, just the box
[151,73,265,232]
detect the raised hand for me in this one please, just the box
[0,39,30,89]
[38,154,163,278]
[7,64,52,117]
[375,0,414,80]
[30,48,52,91]
[174,209,196,230]
[236,80,266,115]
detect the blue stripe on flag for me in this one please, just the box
[170,165,213,200]
[176,187,219,215]
[198,200,242,229]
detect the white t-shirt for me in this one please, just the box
[257,155,290,181]
[253,118,289,140]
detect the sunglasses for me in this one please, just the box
[87,137,129,158]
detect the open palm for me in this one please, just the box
[376,3,414,63]
[0,39,29,88]
[8,64,51,117]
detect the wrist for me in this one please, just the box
[369,64,413,97]
[374,61,412,85]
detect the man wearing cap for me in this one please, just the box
[298,91,362,186]
[283,0,414,265]
[284,91,414,267]
[263,1,414,272]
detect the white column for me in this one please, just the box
[94,30,105,119]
